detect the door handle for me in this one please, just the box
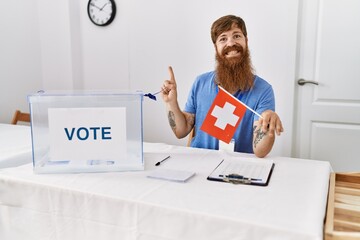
[297,79,319,86]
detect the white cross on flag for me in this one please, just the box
[200,86,247,143]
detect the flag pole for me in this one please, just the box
[218,86,263,119]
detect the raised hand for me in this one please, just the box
[161,66,178,103]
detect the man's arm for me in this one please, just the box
[162,66,195,139]
[167,107,194,139]
[252,110,283,158]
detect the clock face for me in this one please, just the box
[87,0,116,26]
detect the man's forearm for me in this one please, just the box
[253,125,275,158]
[166,102,190,139]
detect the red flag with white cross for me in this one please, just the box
[200,86,248,143]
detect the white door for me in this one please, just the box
[293,0,360,172]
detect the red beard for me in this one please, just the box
[215,44,254,93]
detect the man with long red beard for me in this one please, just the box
[161,15,283,157]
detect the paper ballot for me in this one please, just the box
[147,169,196,183]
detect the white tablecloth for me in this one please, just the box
[0,143,331,240]
[0,123,32,168]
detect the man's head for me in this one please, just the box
[211,15,247,44]
[211,15,254,92]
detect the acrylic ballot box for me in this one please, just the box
[28,91,144,174]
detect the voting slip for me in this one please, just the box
[147,169,196,183]
[207,158,275,186]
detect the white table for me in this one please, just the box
[0,143,331,240]
[0,123,32,168]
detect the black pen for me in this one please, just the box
[220,174,261,181]
[155,155,171,166]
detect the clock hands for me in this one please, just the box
[100,3,109,11]
[90,2,110,13]
[90,2,101,10]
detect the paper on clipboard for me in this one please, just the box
[207,158,274,186]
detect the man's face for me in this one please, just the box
[213,23,253,92]
[215,25,247,61]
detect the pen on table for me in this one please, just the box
[155,155,171,166]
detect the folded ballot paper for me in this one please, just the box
[147,169,196,183]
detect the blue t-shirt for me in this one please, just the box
[184,71,275,153]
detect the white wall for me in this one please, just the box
[0,0,42,121]
[1,0,299,157]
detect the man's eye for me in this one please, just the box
[218,37,226,43]
[234,34,242,39]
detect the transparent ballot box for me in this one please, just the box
[28,91,144,173]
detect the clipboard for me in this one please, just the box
[207,158,275,186]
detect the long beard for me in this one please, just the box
[215,45,254,93]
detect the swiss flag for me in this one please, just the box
[200,86,247,143]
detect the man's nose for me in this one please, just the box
[226,38,236,46]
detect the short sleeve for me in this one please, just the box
[253,85,275,121]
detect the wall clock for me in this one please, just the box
[87,0,116,26]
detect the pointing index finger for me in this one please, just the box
[168,66,175,83]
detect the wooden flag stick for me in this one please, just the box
[218,86,263,119]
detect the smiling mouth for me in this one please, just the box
[225,50,240,57]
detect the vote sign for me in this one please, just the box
[48,107,126,161]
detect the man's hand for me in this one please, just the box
[160,66,194,139]
[161,66,178,104]
[253,110,283,158]
[258,110,283,137]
